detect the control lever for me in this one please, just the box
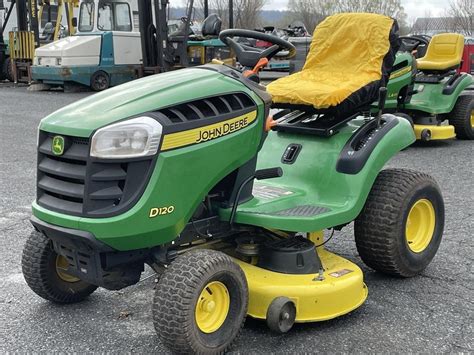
[243,57,269,79]
[376,87,387,128]
[255,167,283,180]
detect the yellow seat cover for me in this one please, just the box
[267,13,395,109]
[416,33,464,71]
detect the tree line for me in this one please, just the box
[190,0,472,35]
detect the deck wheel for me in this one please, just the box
[266,297,296,334]
[420,128,431,141]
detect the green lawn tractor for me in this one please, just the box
[385,33,474,141]
[22,14,445,353]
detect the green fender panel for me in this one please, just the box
[222,116,415,232]
[405,74,473,114]
[385,52,415,110]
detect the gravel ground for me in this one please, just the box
[0,84,473,353]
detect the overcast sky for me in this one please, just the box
[262,0,451,20]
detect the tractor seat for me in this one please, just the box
[267,13,399,116]
[202,14,222,37]
[417,33,465,72]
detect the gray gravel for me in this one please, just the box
[1,84,473,353]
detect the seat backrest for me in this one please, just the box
[302,13,399,85]
[202,14,222,37]
[417,33,464,71]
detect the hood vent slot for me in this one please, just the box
[155,93,256,125]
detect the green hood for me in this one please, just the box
[40,67,255,137]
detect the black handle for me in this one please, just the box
[255,167,283,180]
[376,87,388,128]
[378,87,387,111]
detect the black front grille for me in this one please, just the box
[37,132,154,217]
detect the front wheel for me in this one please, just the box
[22,231,98,303]
[153,249,248,354]
[449,95,474,140]
[355,169,444,277]
[90,70,110,91]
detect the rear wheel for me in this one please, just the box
[3,56,14,82]
[22,231,98,303]
[0,51,6,80]
[449,95,474,140]
[394,112,414,127]
[355,169,444,277]
[153,249,248,354]
[90,70,110,91]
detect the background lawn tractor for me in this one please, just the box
[385,33,474,141]
[22,13,445,354]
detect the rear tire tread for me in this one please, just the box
[354,169,443,277]
[449,95,474,140]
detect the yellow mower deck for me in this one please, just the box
[234,248,368,323]
[414,124,456,140]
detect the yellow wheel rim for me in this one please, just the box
[470,110,474,128]
[55,255,80,283]
[405,199,436,253]
[195,281,230,333]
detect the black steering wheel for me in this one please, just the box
[399,35,430,54]
[219,29,296,68]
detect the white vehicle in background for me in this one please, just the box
[32,0,142,91]
[1,0,77,82]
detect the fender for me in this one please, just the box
[226,115,415,232]
[405,74,473,114]
[336,114,400,174]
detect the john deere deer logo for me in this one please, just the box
[52,136,65,156]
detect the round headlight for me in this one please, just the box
[90,116,162,159]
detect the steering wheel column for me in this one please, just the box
[219,29,296,72]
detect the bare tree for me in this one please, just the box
[195,0,266,29]
[337,0,407,26]
[287,0,338,32]
[287,0,407,33]
[234,0,267,29]
[338,0,403,16]
[448,0,473,35]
